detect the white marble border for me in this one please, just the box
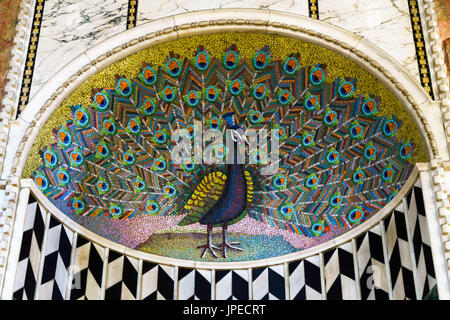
[2,9,447,272]
[421,0,450,281]
[0,0,35,178]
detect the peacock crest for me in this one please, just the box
[33,44,414,259]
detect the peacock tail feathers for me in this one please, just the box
[179,171,228,226]
[33,44,414,239]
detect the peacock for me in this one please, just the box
[176,112,254,258]
[33,44,414,259]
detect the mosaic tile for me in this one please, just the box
[178,268,212,300]
[13,194,46,300]
[104,251,139,300]
[37,216,73,300]
[215,269,249,300]
[288,255,322,300]
[323,242,358,300]
[405,186,436,299]
[252,265,285,300]
[356,224,389,300]
[384,210,416,300]
[141,262,175,300]
[69,236,105,300]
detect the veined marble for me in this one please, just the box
[29,0,128,99]
[320,0,420,82]
[28,0,421,99]
[136,0,309,26]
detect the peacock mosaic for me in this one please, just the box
[25,33,425,262]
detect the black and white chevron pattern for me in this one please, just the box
[406,185,436,299]
[252,265,285,300]
[13,194,46,300]
[104,251,138,300]
[288,255,322,300]
[384,210,416,300]
[178,268,212,300]
[141,262,175,300]
[69,236,105,300]
[323,242,357,300]
[38,216,73,300]
[215,269,249,300]
[356,224,389,300]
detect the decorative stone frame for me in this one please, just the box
[1,9,449,298]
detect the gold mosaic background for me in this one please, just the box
[23,32,429,178]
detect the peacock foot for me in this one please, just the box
[197,243,220,259]
[217,241,243,258]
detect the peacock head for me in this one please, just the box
[222,112,248,144]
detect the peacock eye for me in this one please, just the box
[146,200,160,215]
[57,129,72,147]
[362,98,377,116]
[305,95,319,110]
[93,92,110,111]
[74,108,90,127]
[165,186,175,195]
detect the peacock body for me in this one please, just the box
[33,44,414,259]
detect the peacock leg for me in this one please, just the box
[197,224,220,258]
[218,223,243,258]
